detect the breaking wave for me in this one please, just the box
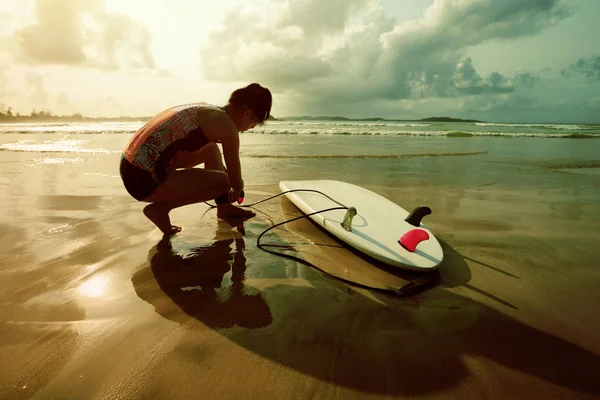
[254,128,600,138]
[0,140,113,154]
[475,122,600,131]
[248,151,489,159]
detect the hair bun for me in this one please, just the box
[228,83,272,124]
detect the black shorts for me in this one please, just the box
[119,155,160,201]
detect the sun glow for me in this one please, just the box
[78,274,109,298]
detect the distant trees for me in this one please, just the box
[0,103,16,120]
[0,103,147,122]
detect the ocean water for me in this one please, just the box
[1,120,598,194]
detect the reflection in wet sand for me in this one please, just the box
[134,233,272,330]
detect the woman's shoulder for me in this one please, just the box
[171,102,220,113]
[194,103,237,141]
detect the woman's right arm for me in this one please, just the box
[197,107,244,194]
[219,127,244,193]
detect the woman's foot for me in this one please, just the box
[143,203,182,235]
[216,203,256,219]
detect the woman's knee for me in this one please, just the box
[169,143,221,170]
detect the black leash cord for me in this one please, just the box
[203,189,436,296]
[255,206,348,255]
[204,189,348,209]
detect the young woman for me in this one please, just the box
[119,83,272,235]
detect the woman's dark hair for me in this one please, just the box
[228,83,272,124]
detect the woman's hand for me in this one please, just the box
[228,188,241,203]
[228,180,244,203]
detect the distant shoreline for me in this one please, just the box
[0,115,483,123]
[1,114,598,125]
[0,116,152,123]
[278,116,484,123]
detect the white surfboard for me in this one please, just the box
[279,180,444,271]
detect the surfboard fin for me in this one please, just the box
[399,229,430,252]
[404,206,432,227]
[341,207,357,232]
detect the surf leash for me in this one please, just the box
[204,188,348,209]
[203,190,439,297]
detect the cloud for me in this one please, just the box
[25,71,48,104]
[85,11,155,70]
[0,67,8,97]
[201,0,382,88]
[562,54,600,81]
[105,95,120,108]
[57,91,70,106]
[463,92,536,113]
[201,0,570,112]
[13,0,156,70]
[450,59,542,96]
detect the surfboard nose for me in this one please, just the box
[398,229,430,252]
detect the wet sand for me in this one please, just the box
[1,175,600,399]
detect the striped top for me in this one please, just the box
[123,103,216,182]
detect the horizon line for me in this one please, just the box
[0,112,598,125]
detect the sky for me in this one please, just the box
[0,0,599,123]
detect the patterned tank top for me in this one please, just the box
[123,103,218,182]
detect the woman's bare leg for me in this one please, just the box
[171,144,255,220]
[200,144,255,219]
[142,145,254,234]
[142,168,229,234]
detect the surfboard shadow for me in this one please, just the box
[132,216,600,397]
[437,240,519,309]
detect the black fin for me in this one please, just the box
[404,206,432,226]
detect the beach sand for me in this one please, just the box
[1,163,600,399]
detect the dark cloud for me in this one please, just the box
[512,72,541,88]
[453,57,483,87]
[14,0,156,70]
[419,0,570,44]
[449,60,542,96]
[563,55,600,81]
[201,0,569,113]
[463,93,536,113]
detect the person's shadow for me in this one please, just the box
[133,222,272,330]
[132,217,600,397]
